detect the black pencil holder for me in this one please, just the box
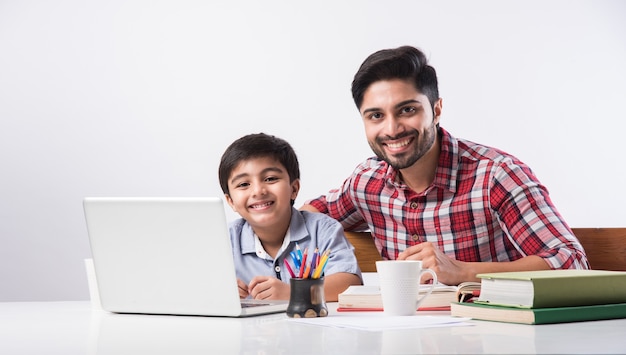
[286,277,328,318]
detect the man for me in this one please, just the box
[301,46,588,285]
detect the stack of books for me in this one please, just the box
[450,269,626,324]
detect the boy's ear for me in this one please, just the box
[224,194,237,212]
[290,179,301,200]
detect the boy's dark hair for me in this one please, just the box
[351,46,439,111]
[218,133,300,195]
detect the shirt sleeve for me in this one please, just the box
[490,161,589,269]
[305,194,330,214]
[304,165,370,231]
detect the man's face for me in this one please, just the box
[360,79,442,170]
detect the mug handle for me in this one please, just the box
[415,269,438,308]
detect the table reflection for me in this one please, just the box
[87,306,626,354]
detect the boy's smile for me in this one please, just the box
[225,156,299,242]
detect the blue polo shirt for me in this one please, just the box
[229,208,362,284]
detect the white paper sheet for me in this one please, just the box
[288,314,472,331]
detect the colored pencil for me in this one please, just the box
[284,259,296,278]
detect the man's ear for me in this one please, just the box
[433,98,443,124]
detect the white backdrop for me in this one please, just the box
[1,0,624,301]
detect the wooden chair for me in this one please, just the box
[345,228,626,272]
[344,231,381,272]
[572,228,626,271]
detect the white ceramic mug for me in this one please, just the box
[376,260,438,316]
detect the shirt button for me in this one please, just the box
[274,265,281,273]
[410,201,418,209]
[411,234,420,242]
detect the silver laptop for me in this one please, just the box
[83,197,288,317]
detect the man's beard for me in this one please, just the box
[368,123,437,170]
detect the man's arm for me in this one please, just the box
[398,242,550,285]
[490,163,589,270]
[299,204,320,213]
[324,272,363,302]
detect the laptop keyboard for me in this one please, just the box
[241,302,271,308]
[240,299,276,308]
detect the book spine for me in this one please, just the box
[533,303,626,324]
[533,275,626,308]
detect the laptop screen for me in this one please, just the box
[83,197,287,317]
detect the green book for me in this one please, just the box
[474,269,626,308]
[450,301,626,325]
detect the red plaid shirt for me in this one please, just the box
[306,128,589,269]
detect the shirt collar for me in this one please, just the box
[254,229,291,260]
[241,207,311,258]
[433,127,459,193]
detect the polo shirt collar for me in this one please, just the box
[239,207,311,256]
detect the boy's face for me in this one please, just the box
[224,156,299,232]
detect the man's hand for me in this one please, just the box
[396,242,552,285]
[396,241,468,285]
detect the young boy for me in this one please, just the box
[218,133,362,302]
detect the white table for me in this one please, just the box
[1,301,625,354]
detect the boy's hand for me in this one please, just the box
[237,278,250,299]
[248,276,290,300]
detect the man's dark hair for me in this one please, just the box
[351,46,439,110]
[218,133,300,195]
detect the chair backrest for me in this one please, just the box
[344,231,381,272]
[345,228,626,272]
[571,228,626,271]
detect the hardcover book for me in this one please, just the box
[474,269,626,308]
[337,282,481,311]
[450,301,626,325]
